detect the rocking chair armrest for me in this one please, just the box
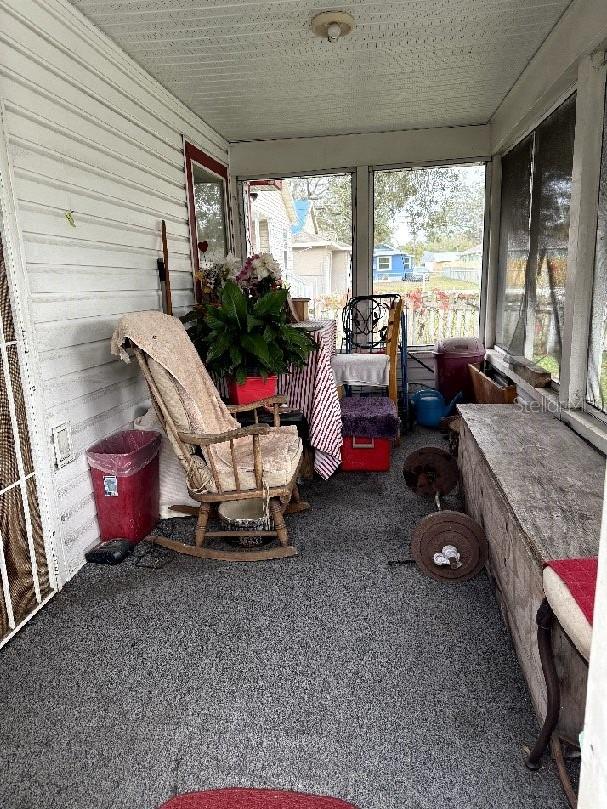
[178,424,272,447]
[226,394,287,413]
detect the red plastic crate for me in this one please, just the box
[340,435,391,472]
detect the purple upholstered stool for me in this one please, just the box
[340,396,400,471]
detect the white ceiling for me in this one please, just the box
[71,0,573,142]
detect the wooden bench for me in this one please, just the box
[457,405,604,741]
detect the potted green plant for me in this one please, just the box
[183,280,316,405]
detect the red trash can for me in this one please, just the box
[87,430,161,542]
[433,337,485,403]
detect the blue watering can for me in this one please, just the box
[410,388,464,428]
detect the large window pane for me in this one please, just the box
[373,164,486,346]
[530,95,576,379]
[243,174,353,335]
[496,137,533,354]
[495,94,576,381]
[587,87,607,412]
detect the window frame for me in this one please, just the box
[184,141,231,302]
[377,255,391,271]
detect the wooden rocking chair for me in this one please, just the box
[111,311,309,561]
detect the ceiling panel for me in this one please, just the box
[70,0,573,141]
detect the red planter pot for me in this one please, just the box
[227,375,277,405]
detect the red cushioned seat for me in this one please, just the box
[543,557,598,661]
[159,788,360,809]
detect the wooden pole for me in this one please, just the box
[158,219,173,316]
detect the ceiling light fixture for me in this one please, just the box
[311,11,355,43]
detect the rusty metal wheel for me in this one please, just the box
[411,510,487,582]
[403,447,458,497]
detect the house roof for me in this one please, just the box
[422,251,462,262]
[373,245,410,257]
[292,200,312,236]
[293,231,351,252]
[460,244,483,255]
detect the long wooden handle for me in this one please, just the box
[161,219,173,316]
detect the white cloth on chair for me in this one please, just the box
[134,408,199,518]
[331,352,390,387]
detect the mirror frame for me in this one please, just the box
[184,141,230,302]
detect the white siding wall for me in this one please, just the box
[0,0,229,578]
[250,189,293,274]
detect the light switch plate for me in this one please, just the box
[51,422,75,468]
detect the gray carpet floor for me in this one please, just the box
[0,428,566,809]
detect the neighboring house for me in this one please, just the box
[372,245,413,280]
[247,180,297,278]
[421,251,463,272]
[291,200,352,300]
[441,244,483,285]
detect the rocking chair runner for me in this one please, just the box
[111,311,309,562]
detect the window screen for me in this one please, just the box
[530,96,576,379]
[587,86,607,411]
[496,94,576,381]
[496,137,533,354]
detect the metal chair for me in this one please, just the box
[332,295,403,405]
[341,294,401,353]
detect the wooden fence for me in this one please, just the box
[312,296,480,348]
[405,303,480,345]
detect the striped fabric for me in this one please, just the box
[279,320,343,479]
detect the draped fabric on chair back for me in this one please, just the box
[112,311,237,437]
[111,311,238,493]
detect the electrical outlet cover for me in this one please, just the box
[51,422,75,468]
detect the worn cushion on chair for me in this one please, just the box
[210,426,302,493]
[543,558,598,661]
[331,352,389,387]
[340,396,400,439]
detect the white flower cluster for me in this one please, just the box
[244,252,282,283]
[201,253,241,286]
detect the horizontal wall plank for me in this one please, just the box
[30,267,192,294]
[3,0,228,158]
[19,208,189,253]
[23,237,191,271]
[15,176,189,236]
[12,153,188,222]
[31,290,192,323]
[7,112,185,196]
[43,360,141,408]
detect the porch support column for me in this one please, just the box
[559,51,607,409]
[483,156,501,347]
[579,465,607,808]
[354,165,372,297]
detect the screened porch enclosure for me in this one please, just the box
[1,0,607,807]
